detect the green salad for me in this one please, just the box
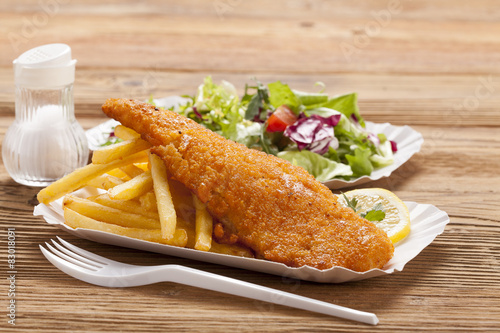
[153,76,397,182]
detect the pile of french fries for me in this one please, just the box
[37,124,253,258]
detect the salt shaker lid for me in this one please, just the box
[13,43,77,89]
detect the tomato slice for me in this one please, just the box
[266,105,298,132]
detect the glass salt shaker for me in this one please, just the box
[2,43,89,186]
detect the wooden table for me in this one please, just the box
[1,1,499,331]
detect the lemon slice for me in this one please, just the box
[337,188,411,244]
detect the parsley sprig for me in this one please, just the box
[341,193,386,222]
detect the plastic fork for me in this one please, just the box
[40,237,379,325]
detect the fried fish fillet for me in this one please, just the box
[102,98,394,271]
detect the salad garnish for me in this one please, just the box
[154,76,397,181]
[341,192,386,222]
[100,127,122,147]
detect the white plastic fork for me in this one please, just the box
[40,237,378,325]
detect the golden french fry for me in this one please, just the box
[120,164,144,178]
[108,170,153,200]
[106,168,131,180]
[149,152,176,240]
[85,173,124,190]
[165,178,196,226]
[176,217,196,248]
[133,162,150,173]
[138,191,158,213]
[63,207,187,247]
[91,193,159,220]
[113,124,140,140]
[37,151,148,204]
[63,195,160,229]
[92,137,151,164]
[209,241,254,258]
[193,195,213,251]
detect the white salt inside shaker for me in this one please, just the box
[2,43,89,186]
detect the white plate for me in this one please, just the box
[86,96,423,189]
[34,189,449,283]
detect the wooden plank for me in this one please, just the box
[1,70,499,126]
[1,1,500,75]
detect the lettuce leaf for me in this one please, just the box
[292,89,328,106]
[267,81,302,113]
[345,147,373,177]
[321,93,365,127]
[278,150,353,181]
[232,122,263,147]
[370,140,394,168]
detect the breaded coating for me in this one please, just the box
[102,99,394,271]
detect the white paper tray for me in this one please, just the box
[34,189,449,283]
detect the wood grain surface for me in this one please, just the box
[1,1,499,332]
